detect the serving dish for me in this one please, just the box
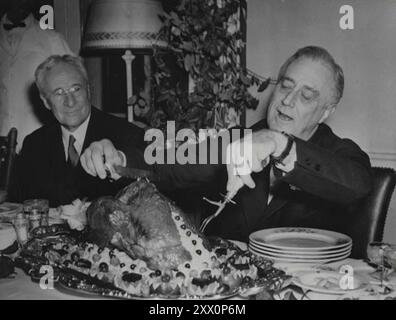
[15,225,289,300]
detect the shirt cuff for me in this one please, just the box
[274,141,297,173]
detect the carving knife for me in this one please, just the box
[112,165,158,181]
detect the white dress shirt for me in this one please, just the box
[61,113,91,161]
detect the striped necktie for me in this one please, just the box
[67,135,79,167]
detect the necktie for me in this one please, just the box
[269,164,283,191]
[67,135,79,167]
[272,165,283,179]
[3,22,26,31]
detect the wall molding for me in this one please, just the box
[368,151,396,168]
[369,151,396,161]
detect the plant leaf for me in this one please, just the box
[258,78,271,92]
[182,41,194,52]
[170,11,181,24]
[184,54,194,72]
[240,72,251,85]
[213,83,219,95]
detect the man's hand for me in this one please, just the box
[80,139,124,180]
[226,130,289,192]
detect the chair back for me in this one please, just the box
[0,128,18,192]
[343,167,396,259]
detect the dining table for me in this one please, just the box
[1,202,396,300]
[1,249,396,300]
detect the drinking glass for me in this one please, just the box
[384,245,396,272]
[367,242,394,294]
[23,199,49,230]
[12,212,29,245]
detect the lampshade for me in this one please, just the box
[83,0,167,50]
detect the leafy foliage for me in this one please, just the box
[149,0,263,132]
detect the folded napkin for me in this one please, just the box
[59,199,90,231]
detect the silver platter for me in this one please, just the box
[55,280,240,300]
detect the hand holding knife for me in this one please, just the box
[104,163,157,182]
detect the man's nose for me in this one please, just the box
[64,92,76,107]
[281,90,298,107]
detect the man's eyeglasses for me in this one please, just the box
[50,85,86,100]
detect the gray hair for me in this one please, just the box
[278,46,344,105]
[35,55,89,97]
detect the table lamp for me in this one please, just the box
[82,0,167,122]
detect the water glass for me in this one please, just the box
[23,199,49,230]
[13,212,29,245]
[367,242,395,294]
[367,242,388,265]
[384,245,396,270]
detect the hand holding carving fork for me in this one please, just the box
[199,176,244,233]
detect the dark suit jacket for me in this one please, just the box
[10,107,147,207]
[138,120,372,242]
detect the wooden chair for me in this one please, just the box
[0,128,18,193]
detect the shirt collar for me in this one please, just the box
[61,113,91,157]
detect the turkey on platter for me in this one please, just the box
[87,179,213,271]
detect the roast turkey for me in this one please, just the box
[86,179,213,270]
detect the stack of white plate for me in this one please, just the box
[0,202,22,223]
[249,227,352,264]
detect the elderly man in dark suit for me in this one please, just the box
[10,55,146,206]
[80,46,372,242]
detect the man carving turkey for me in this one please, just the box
[80,46,372,242]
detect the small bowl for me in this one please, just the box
[0,190,7,204]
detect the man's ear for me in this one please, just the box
[40,94,51,110]
[87,85,92,101]
[318,103,336,124]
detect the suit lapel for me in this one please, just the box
[49,125,66,172]
[264,190,289,219]
[48,124,74,204]
[240,166,271,231]
[82,108,98,152]
[236,122,332,231]
[76,108,107,197]
[258,125,329,223]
